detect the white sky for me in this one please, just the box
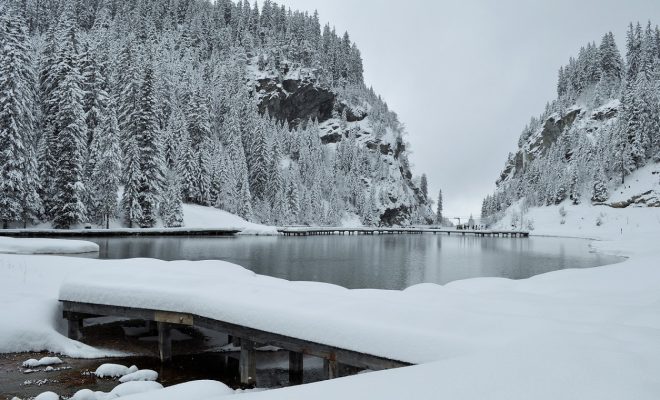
[273,0,660,218]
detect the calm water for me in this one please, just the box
[84,234,622,290]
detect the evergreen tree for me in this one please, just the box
[591,165,609,203]
[136,62,163,228]
[0,5,41,228]
[420,174,428,201]
[435,189,443,225]
[160,168,184,228]
[89,101,121,228]
[121,135,142,227]
[50,9,88,229]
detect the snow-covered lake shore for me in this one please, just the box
[2,204,660,399]
[0,237,99,255]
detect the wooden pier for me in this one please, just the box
[278,227,529,238]
[61,301,410,388]
[0,228,241,238]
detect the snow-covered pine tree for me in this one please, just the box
[117,39,141,157]
[121,135,142,228]
[136,62,163,228]
[0,5,41,228]
[89,100,121,228]
[50,8,88,229]
[420,174,428,202]
[591,165,609,203]
[247,117,271,202]
[435,189,443,225]
[160,168,184,228]
[597,32,623,100]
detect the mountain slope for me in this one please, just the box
[0,0,433,229]
[483,22,660,225]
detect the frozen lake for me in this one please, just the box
[83,234,622,290]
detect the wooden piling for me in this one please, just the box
[289,351,304,385]
[66,313,83,340]
[240,339,257,387]
[324,358,338,380]
[158,322,172,362]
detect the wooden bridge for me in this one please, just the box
[279,227,529,238]
[61,301,410,388]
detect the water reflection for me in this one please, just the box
[85,235,622,290]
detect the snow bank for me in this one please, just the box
[0,237,99,254]
[182,204,279,235]
[0,255,126,357]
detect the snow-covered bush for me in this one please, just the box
[559,206,567,218]
[526,218,535,231]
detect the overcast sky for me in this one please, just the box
[274,0,660,218]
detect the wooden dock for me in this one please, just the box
[279,227,529,238]
[0,228,241,238]
[61,301,410,387]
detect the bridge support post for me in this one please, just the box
[65,312,84,340]
[323,358,338,380]
[289,351,304,385]
[240,339,257,387]
[158,322,172,362]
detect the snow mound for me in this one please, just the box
[95,364,138,378]
[118,369,158,383]
[0,237,99,254]
[107,381,164,397]
[115,380,233,400]
[70,389,102,400]
[182,204,278,235]
[22,356,62,368]
[34,392,59,400]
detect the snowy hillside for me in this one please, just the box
[0,0,433,232]
[482,23,660,221]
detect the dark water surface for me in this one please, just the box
[84,234,622,290]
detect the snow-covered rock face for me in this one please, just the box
[251,65,431,225]
[256,77,336,127]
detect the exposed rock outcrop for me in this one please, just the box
[256,78,335,127]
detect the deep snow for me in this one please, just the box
[3,205,660,399]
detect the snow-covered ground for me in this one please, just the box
[180,204,278,235]
[8,204,278,235]
[3,205,660,399]
[0,237,99,254]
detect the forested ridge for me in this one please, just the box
[483,22,660,222]
[0,0,434,229]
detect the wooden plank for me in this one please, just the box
[155,311,193,326]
